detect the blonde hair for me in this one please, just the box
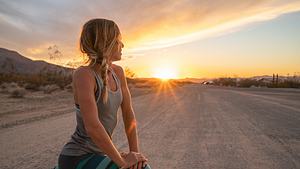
[79,18,121,104]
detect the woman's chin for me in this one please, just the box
[113,57,121,62]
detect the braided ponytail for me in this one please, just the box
[99,57,109,104]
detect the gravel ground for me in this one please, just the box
[0,85,299,169]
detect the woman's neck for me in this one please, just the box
[89,59,113,72]
[107,61,112,69]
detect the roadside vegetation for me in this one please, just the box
[211,74,300,88]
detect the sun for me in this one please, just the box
[152,67,178,81]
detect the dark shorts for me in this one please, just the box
[57,153,151,169]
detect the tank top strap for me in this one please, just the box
[109,68,120,89]
[91,69,103,103]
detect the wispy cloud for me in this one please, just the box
[124,0,300,51]
[0,0,300,60]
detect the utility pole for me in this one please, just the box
[272,73,275,87]
[276,74,279,87]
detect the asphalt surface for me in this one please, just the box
[0,84,299,169]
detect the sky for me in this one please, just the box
[1,0,300,79]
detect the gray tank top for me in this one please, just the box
[60,68,123,156]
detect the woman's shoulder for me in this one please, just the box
[73,66,95,82]
[111,64,125,80]
[74,66,93,74]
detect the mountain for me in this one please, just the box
[0,48,73,75]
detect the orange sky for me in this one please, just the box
[1,0,300,79]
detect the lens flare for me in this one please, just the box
[152,67,178,80]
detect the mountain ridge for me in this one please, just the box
[0,47,73,75]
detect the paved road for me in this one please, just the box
[0,85,299,169]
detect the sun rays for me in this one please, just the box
[152,66,179,81]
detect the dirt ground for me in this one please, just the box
[0,85,300,169]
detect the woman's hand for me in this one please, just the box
[130,160,148,169]
[119,151,148,169]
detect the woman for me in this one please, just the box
[56,19,150,169]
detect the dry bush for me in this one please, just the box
[171,80,195,86]
[10,87,26,98]
[0,82,9,93]
[41,84,60,94]
[9,82,18,88]
[213,78,237,87]
[0,72,72,91]
[1,82,18,89]
[24,83,40,91]
[125,67,136,78]
[1,82,20,93]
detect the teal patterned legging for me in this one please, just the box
[55,153,151,169]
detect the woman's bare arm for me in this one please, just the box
[73,67,126,167]
[114,65,140,152]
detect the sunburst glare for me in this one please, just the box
[152,66,178,81]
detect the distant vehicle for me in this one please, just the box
[202,81,214,85]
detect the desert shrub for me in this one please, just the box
[212,76,300,88]
[169,80,195,87]
[24,83,40,91]
[213,78,237,86]
[10,88,26,98]
[0,83,9,93]
[41,84,60,94]
[125,67,136,78]
[277,80,300,88]
[0,82,9,90]
[9,82,18,88]
[0,72,72,91]
[127,78,193,89]
[0,82,20,93]
[238,79,259,88]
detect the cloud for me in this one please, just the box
[123,0,300,51]
[26,47,44,55]
[0,0,300,60]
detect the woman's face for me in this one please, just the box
[110,35,124,62]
